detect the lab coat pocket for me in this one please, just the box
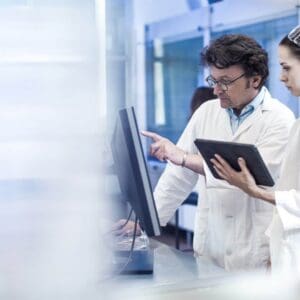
[251,211,272,268]
[193,207,209,256]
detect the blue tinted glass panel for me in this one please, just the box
[146,37,203,145]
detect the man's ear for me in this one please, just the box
[252,76,262,89]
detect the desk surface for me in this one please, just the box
[101,239,300,300]
[103,239,233,299]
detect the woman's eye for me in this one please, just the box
[283,66,290,71]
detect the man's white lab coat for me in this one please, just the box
[154,87,295,270]
[267,119,300,275]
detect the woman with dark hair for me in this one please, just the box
[211,25,300,274]
[189,86,216,118]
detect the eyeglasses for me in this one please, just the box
[288,25,300,47]
[206,73,246,91]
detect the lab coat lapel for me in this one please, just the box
[232,108,262,141]
[232,89,273,141]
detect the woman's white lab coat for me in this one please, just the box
[267,119,300,274]
[154,87,295,270]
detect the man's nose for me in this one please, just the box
[213,84,224,95]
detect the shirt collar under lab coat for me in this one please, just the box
[226,86,266,133]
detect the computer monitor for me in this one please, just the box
[111,106,161,237]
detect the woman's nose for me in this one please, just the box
[280,70,288,82]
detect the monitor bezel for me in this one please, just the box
[111,107,161,237]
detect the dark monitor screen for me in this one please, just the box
[111,107,161,237]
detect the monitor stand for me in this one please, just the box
[113,249,154,275]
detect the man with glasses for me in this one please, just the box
[118,34,295,271]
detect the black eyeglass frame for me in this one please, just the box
[206,73,246,91]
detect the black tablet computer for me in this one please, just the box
[194,139,275,186]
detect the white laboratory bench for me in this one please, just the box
[102,239,233,299]
[101,239,300,300]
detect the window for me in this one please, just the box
[146,36,204,144]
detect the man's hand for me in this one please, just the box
[111,219,142,237]
[141,130,185,165]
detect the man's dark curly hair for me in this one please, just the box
[201,34,269,89]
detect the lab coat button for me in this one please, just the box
[226,249,232,255]
[225,215,233,218]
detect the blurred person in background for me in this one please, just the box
[189,86,216,119]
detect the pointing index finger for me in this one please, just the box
[141,130,162,142]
